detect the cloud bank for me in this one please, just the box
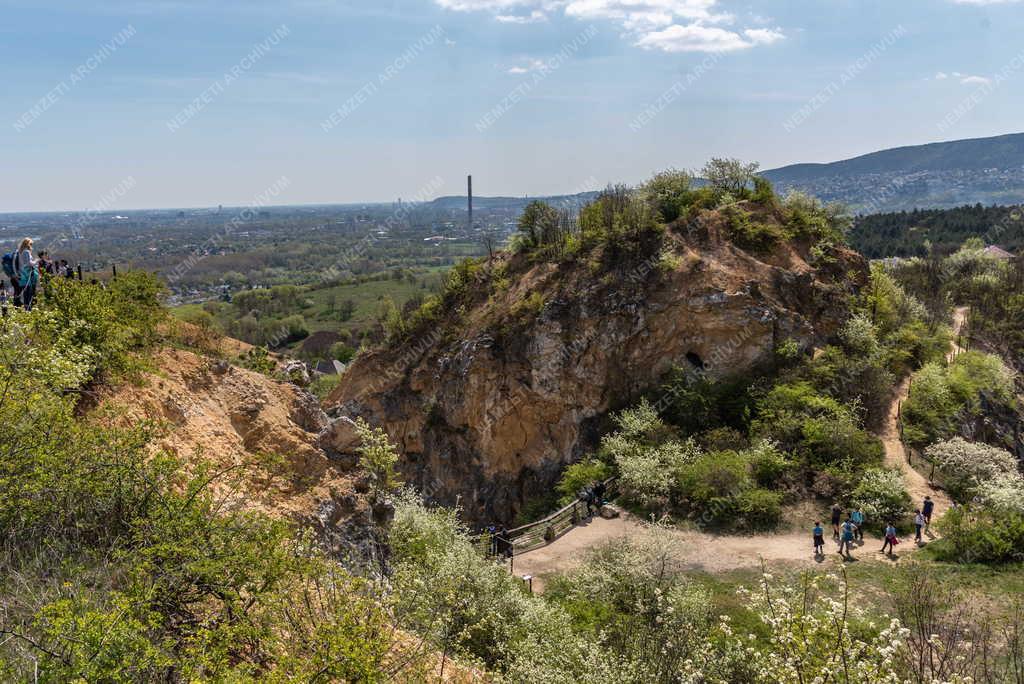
[434,0,784,53]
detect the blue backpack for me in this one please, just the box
[1,252,14,279]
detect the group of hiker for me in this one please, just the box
[1,237,76,313]
[815,495,935,560]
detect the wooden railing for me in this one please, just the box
[501,478,617,555]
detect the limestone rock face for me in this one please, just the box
[99,348,382,569]
[325,224,867,523]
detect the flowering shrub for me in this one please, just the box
[851,467,912,525]
[925,437,1018,502]
[723,571,911,683]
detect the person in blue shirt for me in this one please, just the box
[851,508,865,542]
[812,521,825,556]
[838,518,855,558]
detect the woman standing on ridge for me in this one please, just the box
[14,238,40,312]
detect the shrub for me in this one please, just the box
[903,352,1016,447]
[937,504,1024,563]
[701,158,759,197]
[722,203,787,251]
[601,400,700,508]
[556,459,612,505]
[353,418,401,497]
[851,468,912,525]
[925,437,1018,502]
[747,439,793,487]
[735,488,784,529]
[641,168,693,222]
[676,450,751,505]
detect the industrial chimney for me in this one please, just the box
[467,174,473,231]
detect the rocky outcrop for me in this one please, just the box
[325,215,868,524]
[98,348,384,569]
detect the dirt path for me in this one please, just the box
[514,310,968,589]
[876,307,966,520]
[513,510,904,591]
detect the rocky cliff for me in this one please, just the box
[324,204,868,523]
[98,348,386,566]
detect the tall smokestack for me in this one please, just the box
[467,175,473,231]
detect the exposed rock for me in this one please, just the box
[98,348,383,571]
[325,215,868,524]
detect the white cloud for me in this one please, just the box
[506,57,548,73]
[635,23,782,52]
[433,0,783,53]
[934,70,992,85]
[495,9,547,22]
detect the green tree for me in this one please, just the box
[516,200,558,250]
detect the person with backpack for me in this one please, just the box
[914,509,925,543]
[14,238,39,311]
[922,496,934,532]
[2,249,22,306]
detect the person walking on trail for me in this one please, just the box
[851,508,865,542]
[812,521,825,557]
[880,522,898,556]
[14,238,40,312]
[593,480,607,508]
[831,504,843,540]
[922,496,935,532]
[838,518,855,558]
[914,509,925,543]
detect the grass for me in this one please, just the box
[171,266,448,352]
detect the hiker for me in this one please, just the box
[585,486,598,516]
[593,480,607,508]
[14,238,39,312]
[498,526,511,558]
[851,507,865,542]
[838,518,855,558]
[486,524,498,556]
[914,509,925,543]
[922,496,934,531]
[60,259,74,279]
[812,520,825,556]
[880,522,898,556]
[579,485,595,517]
[37,250,56,276]
[831,504,843,540]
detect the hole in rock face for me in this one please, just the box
[685,351,705,369]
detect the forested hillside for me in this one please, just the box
[852,203,1022,258]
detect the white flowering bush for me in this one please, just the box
[851,467,912,524]
[975,473,1024,514]
[602,400,702,508]
[840,312,881,356]
[925,437,1018,502]
[724,570,911,683]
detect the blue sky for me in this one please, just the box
[2,0,1023,211]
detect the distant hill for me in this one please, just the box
[763,133,1024,212]
[427,191,600,212]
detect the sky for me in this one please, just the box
[2,0,1023,212]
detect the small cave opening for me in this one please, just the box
[685,351,706,370]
